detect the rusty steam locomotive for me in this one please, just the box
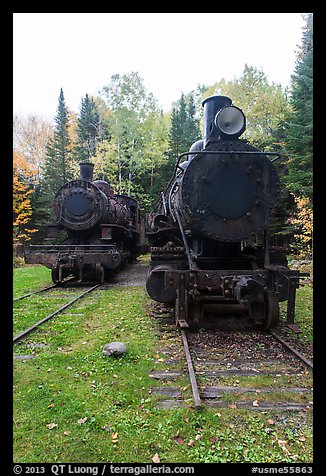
[146,95,303,330]
[25,161,143,284]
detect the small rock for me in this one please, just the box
[103,342,128,357]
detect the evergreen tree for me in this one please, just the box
[74,94,107,162]
[168,93,201,161]
[37,88,73,224]
[42,88,73,193]
[185,94,201,147]
[283,14,313,200]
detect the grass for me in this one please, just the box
[13,265,313,463]
[13,265,53,299]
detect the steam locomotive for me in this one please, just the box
[146,95,303,330]
[25,162,144,284]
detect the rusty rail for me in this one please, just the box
[13,284,100,344]
[13,284,58,302]
[270,330,313,370]
[180,329,202,408]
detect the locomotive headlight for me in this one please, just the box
[215,105,246,138]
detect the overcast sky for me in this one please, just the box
[13,13,308,121]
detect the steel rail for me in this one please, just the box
[270,329,313,370]
[180,329,202,409]
[13,277,77,303]
[13,284,100,344]
[13,284,58,302]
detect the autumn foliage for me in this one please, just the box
[13,150,38,243]
[288,194,313,258]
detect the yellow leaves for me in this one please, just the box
[13,149,36,243]
[288,193,313,253]
[111,431,119,444]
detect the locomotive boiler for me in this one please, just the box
[25,161,143,284]
[146,95,303,330]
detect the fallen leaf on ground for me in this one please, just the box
[195,434,202,440]
[152,453,160,463]
[172,434,184,445]
[228,404,237,409]
[64,431,71,436]
[253,400,260,407]
[77,417,88,424]
[46,423,57,430]
[267,419,275,425]
[187,439,195,447]
[298,436,306,442]
[277,440,287,446]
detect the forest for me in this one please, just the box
[13,14,312,259]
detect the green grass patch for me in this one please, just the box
[13,265,52,299]
[280,285,313,345]
[13,266,313,463]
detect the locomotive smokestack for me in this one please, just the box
[202,95,232,147]
[79,162,94,182]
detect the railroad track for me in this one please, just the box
[149,303,313,412]
[13,283,101,344]
[13,277,78,303]
[13,283,59,302]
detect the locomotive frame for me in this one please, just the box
[25,162,144,284]
[145,95,307,330]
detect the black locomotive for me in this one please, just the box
[25,161,144,284]
[146,95,303,330]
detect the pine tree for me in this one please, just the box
[42,88,73,194]
[168,93,201,161]
[284,14,313,200]
[185,94,201,148]
[74,94,106,162]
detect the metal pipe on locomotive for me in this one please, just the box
[25,161,144,283]
[145,95,306,330]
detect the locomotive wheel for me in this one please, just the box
[263,292,280,330]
